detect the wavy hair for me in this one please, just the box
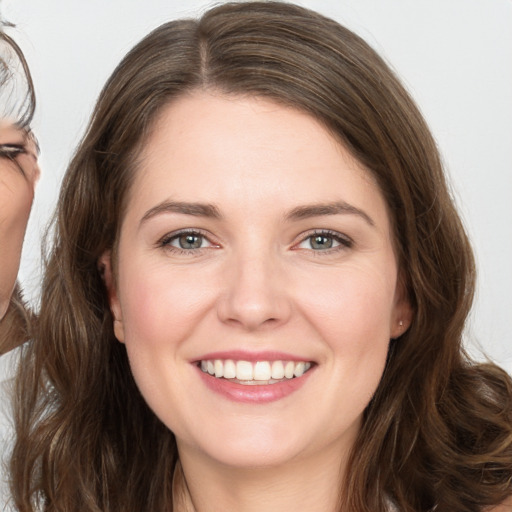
[10,2,512,511]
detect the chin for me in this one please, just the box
[176,417,327,470]
[199,442,305,470]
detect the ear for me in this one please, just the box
[98,251,125,343]
[390,275,413,340]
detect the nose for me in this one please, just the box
[216,250,292,331]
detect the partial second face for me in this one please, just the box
[0,122,39,319]
[107,91,409,470]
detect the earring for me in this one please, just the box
[391,320,405,341]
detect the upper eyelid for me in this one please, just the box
[291,230,354,254]
[4,125,39,153]
[296,229,353,244]
[0,143,27,157]
[157,227,351,239]
[0,144,28,177]
[159,228,218,245]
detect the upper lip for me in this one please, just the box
[193,350,314,363]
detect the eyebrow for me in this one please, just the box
[140,200,222,225]
[140,199,375,228]
[285,201,375,227]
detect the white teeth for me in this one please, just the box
[271,360,285,379]
[254,361,271,381]
[214,359,223,378]
[294,362,305,377]
[199,359,312,382]
[223,359,236,379]
[284,361,295,379]
[236,360,254,380]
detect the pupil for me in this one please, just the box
[311,235,332,250]
[179,234,202,249]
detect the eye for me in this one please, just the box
[296,230,352,251]
[0,144,28,176]
[172,233,207,250]
[159,229,218,253]
[0,144,26,159]
[309,234,336,250]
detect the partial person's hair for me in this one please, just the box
[0,285,32,354]
[11,2,512,511]
[0,28,35,129]
[0,24,36,354]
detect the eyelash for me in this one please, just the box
[0,144,27,158]
[157,228,353,256]
[158,229,218,256]
[294,229,353,254]
[0,144,28,176]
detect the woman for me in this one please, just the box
[0,29,39,354]
[9,2,512,511]
[0,24,39,509]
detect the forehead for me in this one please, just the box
[127,91,387,224]
[0,121,24,140]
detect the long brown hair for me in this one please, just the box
[11,2,512,510]
[0,28,36,354]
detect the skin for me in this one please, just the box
[0,121,39,320]
[101,91,412,512]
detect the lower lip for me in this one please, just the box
[196,365,314,404]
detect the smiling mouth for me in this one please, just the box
[199,359,313,385]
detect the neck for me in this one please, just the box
[175,442,350,512]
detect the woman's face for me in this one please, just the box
[104,92,411,471]
[0,121,39,319]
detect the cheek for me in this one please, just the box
[297,261,397,345]
[0,172,34,235]
[116,262,202,411]
[118,259,217,350]
[0,174,34,308]
[298,263,396,415]
[292,259,397,411]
